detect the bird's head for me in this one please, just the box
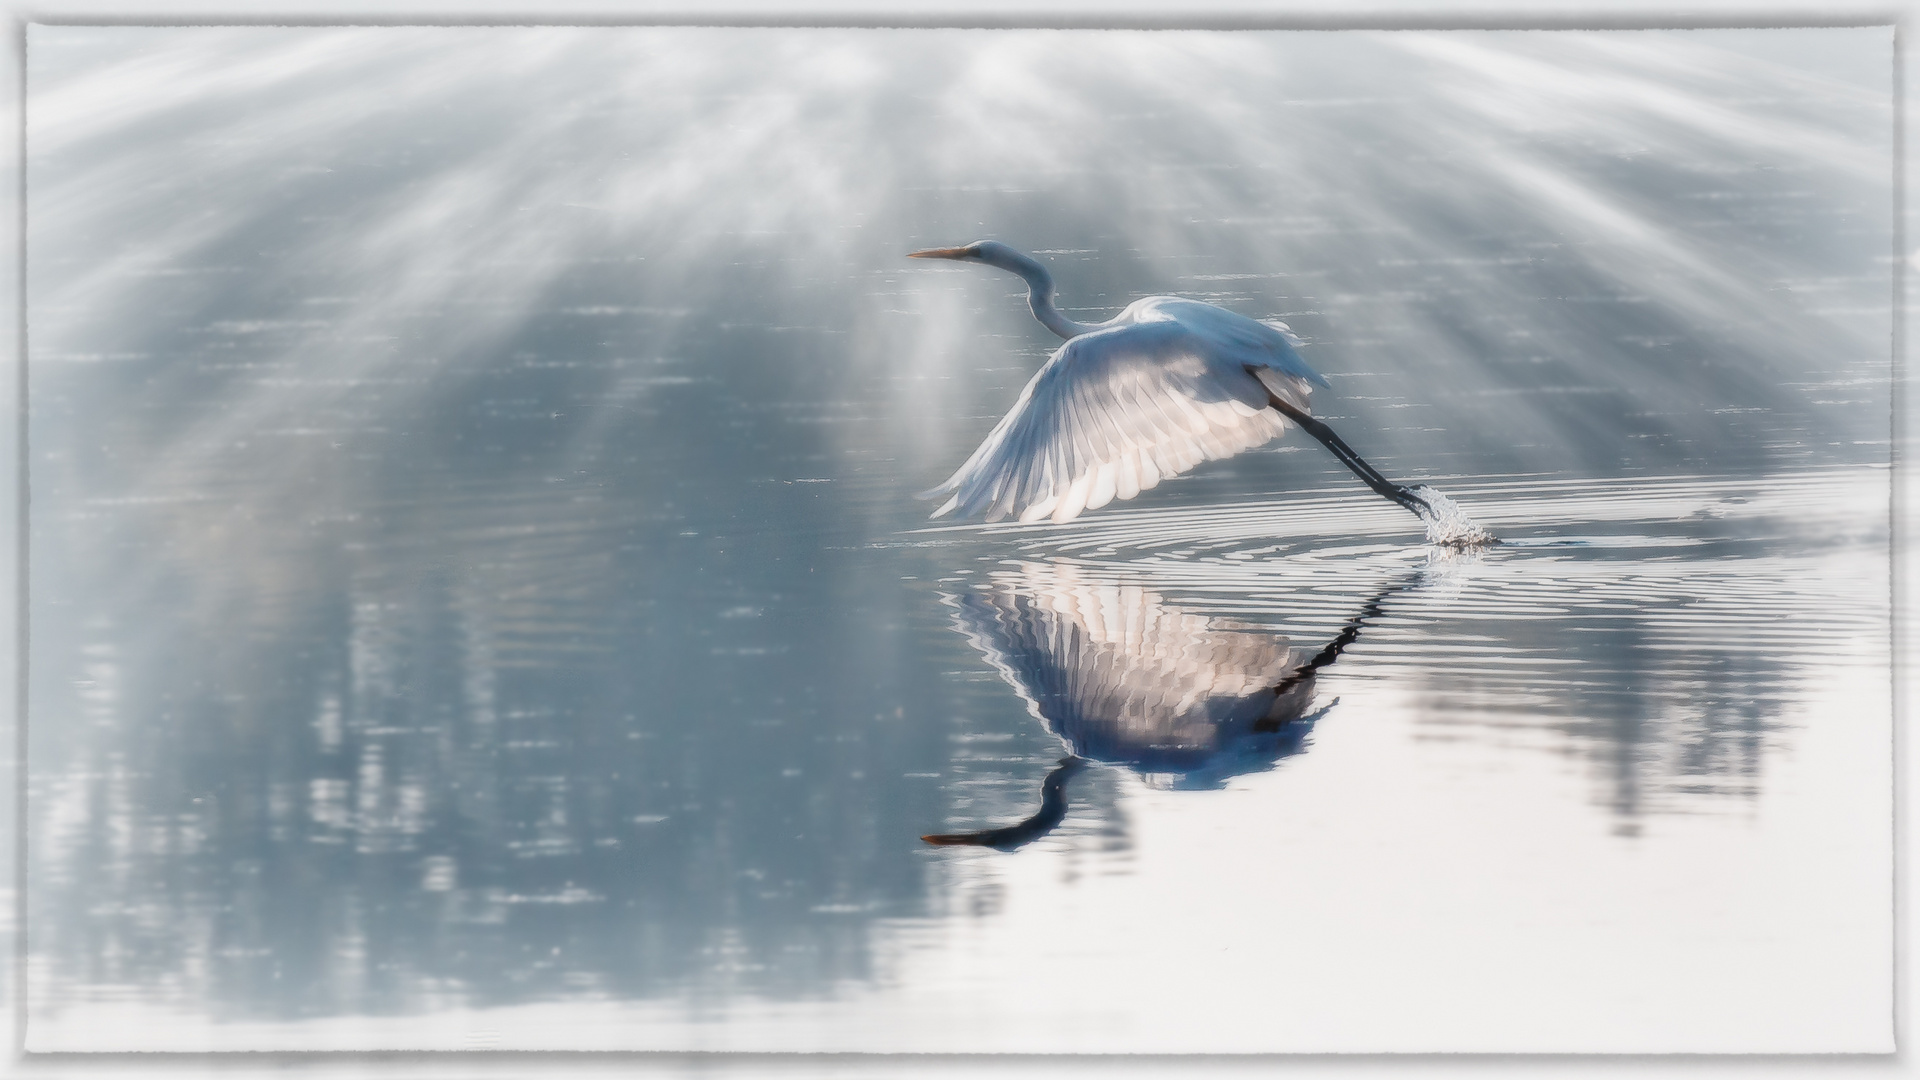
[908,240,1035,277]
[906,240,1079,335]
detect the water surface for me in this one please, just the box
[23,25,1893,1053]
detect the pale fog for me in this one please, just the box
[23,26,1892,1052]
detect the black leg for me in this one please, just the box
[1266,395,1434,521]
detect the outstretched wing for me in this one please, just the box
[924,309,1324,524]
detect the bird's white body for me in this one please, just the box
[922,292,1327,525]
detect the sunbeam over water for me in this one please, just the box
[23,24,1893,1054]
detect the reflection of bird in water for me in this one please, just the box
[923,561,1407,850]
[910,242,1491,543]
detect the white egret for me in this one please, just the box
[910,241,1473,535]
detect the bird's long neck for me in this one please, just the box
[985,249,1099,340]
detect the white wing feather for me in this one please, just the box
[924,300,1326,524]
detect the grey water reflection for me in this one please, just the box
[35,481,956,1018]
[24,25,1892,1045]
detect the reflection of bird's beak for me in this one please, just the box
[908,247,972,260]
[919,832,988,846]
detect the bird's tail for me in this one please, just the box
[1248,367,1315,415]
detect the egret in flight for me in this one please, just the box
[910,242,1487,541]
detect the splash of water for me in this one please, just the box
[1410,485,1499,548]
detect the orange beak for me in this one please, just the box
[907,246,974,260]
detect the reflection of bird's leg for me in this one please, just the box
[921,757,1086,852]
[1253,578,1405,733]
[1264,394,1436,521]
[1274,590,1387,692]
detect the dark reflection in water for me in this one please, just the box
[23,25,1891,1043]
[35,481,959,1017]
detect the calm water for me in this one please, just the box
[23,26,1893,1053]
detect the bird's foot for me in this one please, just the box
[1403,485,1499,548]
